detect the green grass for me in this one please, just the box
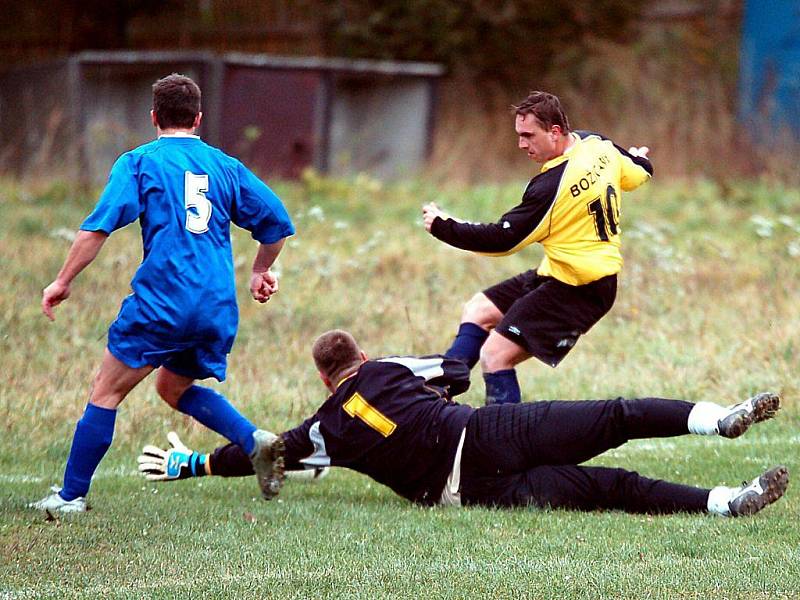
[1,174,799,598]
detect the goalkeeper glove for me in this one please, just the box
[137,431,208,481]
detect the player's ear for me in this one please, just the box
[359,350,368,362]
[193,112,203,130]
[150,109,158,128]
[318,370,332,390]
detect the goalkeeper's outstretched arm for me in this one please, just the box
[138,432,255,480]
[138,432,214,480]
[138,431,318,480]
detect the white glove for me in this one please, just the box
[137,431,206,481]
[628,146,650,158]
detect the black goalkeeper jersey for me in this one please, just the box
[209,355,475,506]
[431,131,653,285]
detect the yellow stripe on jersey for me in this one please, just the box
[343,392,397,437]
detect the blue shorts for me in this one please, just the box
[107,299,233,382]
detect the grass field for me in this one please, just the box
[1,173,799,598]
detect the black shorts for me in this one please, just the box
[483,270,617,367]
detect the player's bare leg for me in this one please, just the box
[155,368,195,409]
[90,349,154,408]
[462,293,504,330]
[29,350,153,513]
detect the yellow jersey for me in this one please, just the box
[431,131,653,285]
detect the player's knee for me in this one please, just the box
[155,377,182,408]
[479,344,505,372]
[463,294,500,328]
[480,333,527,372]
[88,375,123,409]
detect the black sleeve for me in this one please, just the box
[575,129,654,176]
[420,355,471,398]
[280,417,317,471]
[208,417,318,476]
[376,355,472,398]
[429,164,565,253]
[208,443,254,477]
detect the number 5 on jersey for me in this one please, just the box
[184,171,213,234]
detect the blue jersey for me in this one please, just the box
[81,135,294,360]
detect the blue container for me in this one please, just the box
[740,0,800,136]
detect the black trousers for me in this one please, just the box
[459,398,710,513]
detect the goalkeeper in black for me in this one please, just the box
[139,330,788,517]
[423,91,653,405]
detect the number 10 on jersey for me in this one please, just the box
[588,184,620,242]
[184,171,213,234]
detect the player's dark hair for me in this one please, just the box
[513,91,570,133]
[312,330,363,385]
[152,73,201,129]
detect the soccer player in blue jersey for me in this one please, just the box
[30,73,294,513]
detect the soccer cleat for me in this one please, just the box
[28,486,87,513]
[717,392,781,439]
[249,430,286,500]
[728,465,789,517]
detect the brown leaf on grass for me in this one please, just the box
[44,510,59,525]
[243,511,257,524]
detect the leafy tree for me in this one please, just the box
[319,1,645,86]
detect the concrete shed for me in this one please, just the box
[0,50,444,182]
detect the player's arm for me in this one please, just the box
[618,144,653,191]
[42,230,109,321]
[377,355,471,398]
[138,419,318,480]
[576,130,653,191]
[204,420,317,476]
[419,355,471,398]
[43,153,141,320]
[250,238,286,303]
[232,163,296,303]
[424,168,561,256]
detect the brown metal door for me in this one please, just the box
[221,66,320,179]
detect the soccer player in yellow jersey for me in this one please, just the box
[422,91,653,405]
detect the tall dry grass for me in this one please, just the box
[428,12,800,185]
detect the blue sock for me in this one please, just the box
[177,386,257,455]
[60,404,117,501]
[445,322,488,369]
[483,369,521,405]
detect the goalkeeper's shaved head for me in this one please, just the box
[312,330,364,385]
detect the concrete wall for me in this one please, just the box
[329,76,434,180]
[0,51,443,183]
